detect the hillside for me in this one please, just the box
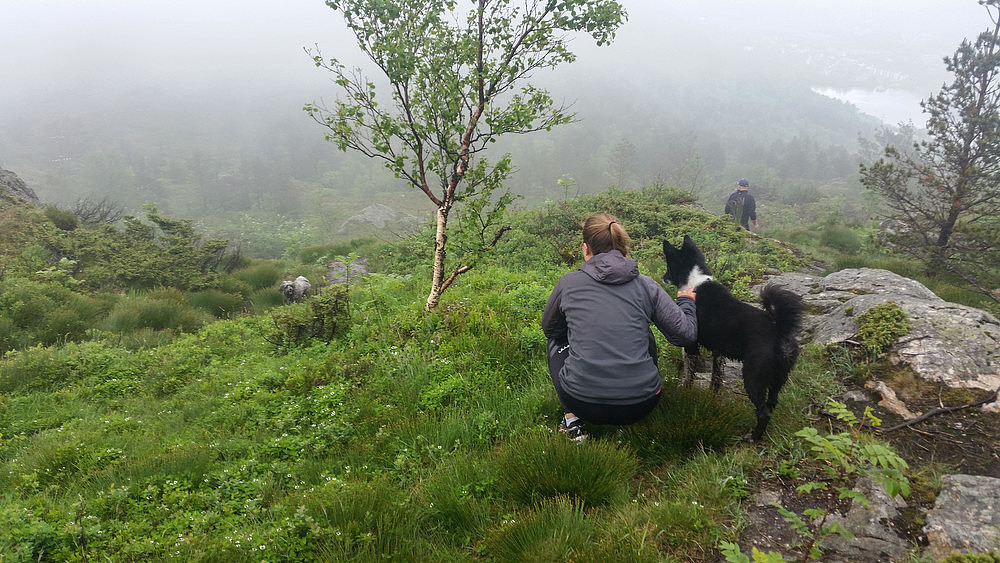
[1,186,997,561]
[0,11,896,258]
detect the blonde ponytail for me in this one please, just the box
[582,214,631,256]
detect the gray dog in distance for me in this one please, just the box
[279,276,311,304]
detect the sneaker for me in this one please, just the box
[558,418,589,442]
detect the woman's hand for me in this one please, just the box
[676,289,696,300]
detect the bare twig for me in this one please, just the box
[880,386,1000,432]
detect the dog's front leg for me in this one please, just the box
[682,344,700,385]
[710,353,724,391]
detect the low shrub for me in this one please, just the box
[232,261,284,290]
[857,301,910,359]
[143,334,211,397]
[0,277,110,351]
[43,205,78,231]
[103,290,210,334]
[0,345,73,393]
[941,554,1000,563]
[820,224,862,253]
[248,287,285,312]
[187,289,245,318]
[298,238,380,264]
[269,285,350,347]
[0,502,64,561]
[0,317,15,351]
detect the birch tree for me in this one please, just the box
[305,0,626,311]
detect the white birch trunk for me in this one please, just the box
[425,205,449,311]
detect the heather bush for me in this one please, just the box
[269,285,350,348]
[0,277,113,352]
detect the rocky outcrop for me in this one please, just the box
[923,474,1000,560]
[338,203,420,233]
[822,477,910,562]
[327,256,368,284]
[734,267,1000,561]
[0,168,40,206]
[765,268,1000,411]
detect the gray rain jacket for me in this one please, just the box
[541,250,698,405]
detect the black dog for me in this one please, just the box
[662,235,803,441]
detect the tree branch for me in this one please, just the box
[438,224,511,293]
[879,386,1000,432]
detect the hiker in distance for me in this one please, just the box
[541,214,699,442]
[725,178,759,231]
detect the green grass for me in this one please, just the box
[103,290,212,334]
[0,187,941,561]
[232,261,285,290]
[187,289,245,318]
[0,262,848,561]
[496,430,639,507]
[484,497,606,562]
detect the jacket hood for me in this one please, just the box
[579,250,639,285]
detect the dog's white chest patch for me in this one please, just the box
[683,266,713,291]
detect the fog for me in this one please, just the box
[1,1,338,107]
[0,0,989,241]
[2,2,982,114]
[1,1,982,112]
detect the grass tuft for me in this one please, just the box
[232,261,284,290]
[484,496,599,562]
[187,289,245,318]
[620,383,753,462]
[104,291,211,334]
[496,430,638,508]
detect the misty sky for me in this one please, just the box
[2,0,339,108]
[2,1,987,111]
[0,0,991,223]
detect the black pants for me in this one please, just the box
[547,339,660,426]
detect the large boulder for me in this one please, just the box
[765,268,1000,411]
[923,474,1000,560]
[0,168,40,206]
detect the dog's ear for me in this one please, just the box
[682,234,696,250]
[662,240,676,253]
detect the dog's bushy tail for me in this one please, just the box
[761,284,804,371]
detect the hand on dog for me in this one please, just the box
[676,289,696,301]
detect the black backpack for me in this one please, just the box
[726,191,747,225]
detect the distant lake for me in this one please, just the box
[812,87,928,126]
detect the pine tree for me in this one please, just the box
[860,0,1000,303]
